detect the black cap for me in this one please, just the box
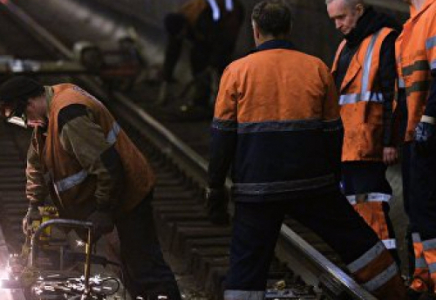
[0,76,44,104]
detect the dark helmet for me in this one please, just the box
[0,76,44,119]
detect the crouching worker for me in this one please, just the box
[0,76,181,300]
[205,1,407,299]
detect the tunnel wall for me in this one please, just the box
[82,0,408,65]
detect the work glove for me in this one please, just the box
[205,187,229,225]
[87,210,114,241]
[414,120,436,156]
[22,205,42,235]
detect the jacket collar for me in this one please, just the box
[254,39,295,52]
[410,0,435,19]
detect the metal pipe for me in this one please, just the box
[29,219,94,295]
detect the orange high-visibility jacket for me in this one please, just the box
[42,84,154,219]
[332,28,394,162]
[396,0,436,142]
[209,42,342,200]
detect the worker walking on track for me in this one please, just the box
[396,0,436,299]
[205,1,407,299]
[326,0,401,264]
[0,76,181,300]
[160,0,244,112]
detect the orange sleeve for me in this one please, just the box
[213,66,239,122]
[425,9,436,71]
[321,64,340,122]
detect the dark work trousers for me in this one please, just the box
[225,190,381,291]
[402,142,415,277]
[341,161,400,266]
[408,144,436,240]
[116,194,181,299]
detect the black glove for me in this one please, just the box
[205,187,229,225]
[87,210,114,241]
[414,120,436,156]
[22,205,42,234]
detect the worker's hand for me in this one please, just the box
[383,147,398,165]
[22,205,42,235]
[205,187,229,225]
[414,120,436,156]
[87,210,114,241]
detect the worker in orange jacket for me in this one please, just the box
[396,0,436,299]
[0,76,181,300]
[205,1,406,299]
[327,0,401,264]
[161,0,244,111]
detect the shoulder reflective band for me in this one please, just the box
[339,30,383,105]
[54,122,121,193]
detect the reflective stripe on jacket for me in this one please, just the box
[43,84,155,219]
[332,28,394,161]
[395,0,436,142]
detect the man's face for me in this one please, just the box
[327,0,363,35]
[25,97,47,128]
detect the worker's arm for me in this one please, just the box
[58,104,124,211]
[24,127,48,233]
[206,66,238,224]
[208,67,238,189]
[415,20,436,154]
[321,65,343,182]
[379,32,399,164]
[26,127,49,207]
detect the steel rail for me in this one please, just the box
[1,2,376,299]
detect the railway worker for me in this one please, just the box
[396,0,436,298]
[326,0,402,265]
[0,76,182,300]
[205,0,407,299]
[160,0,244,111]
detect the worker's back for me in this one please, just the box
[214,44,340,201]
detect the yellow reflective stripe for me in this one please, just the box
[347,241,385,273]
[362,262,398,292]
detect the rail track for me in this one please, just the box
[0,1,384,299]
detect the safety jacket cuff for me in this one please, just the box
[421,115,436,125]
